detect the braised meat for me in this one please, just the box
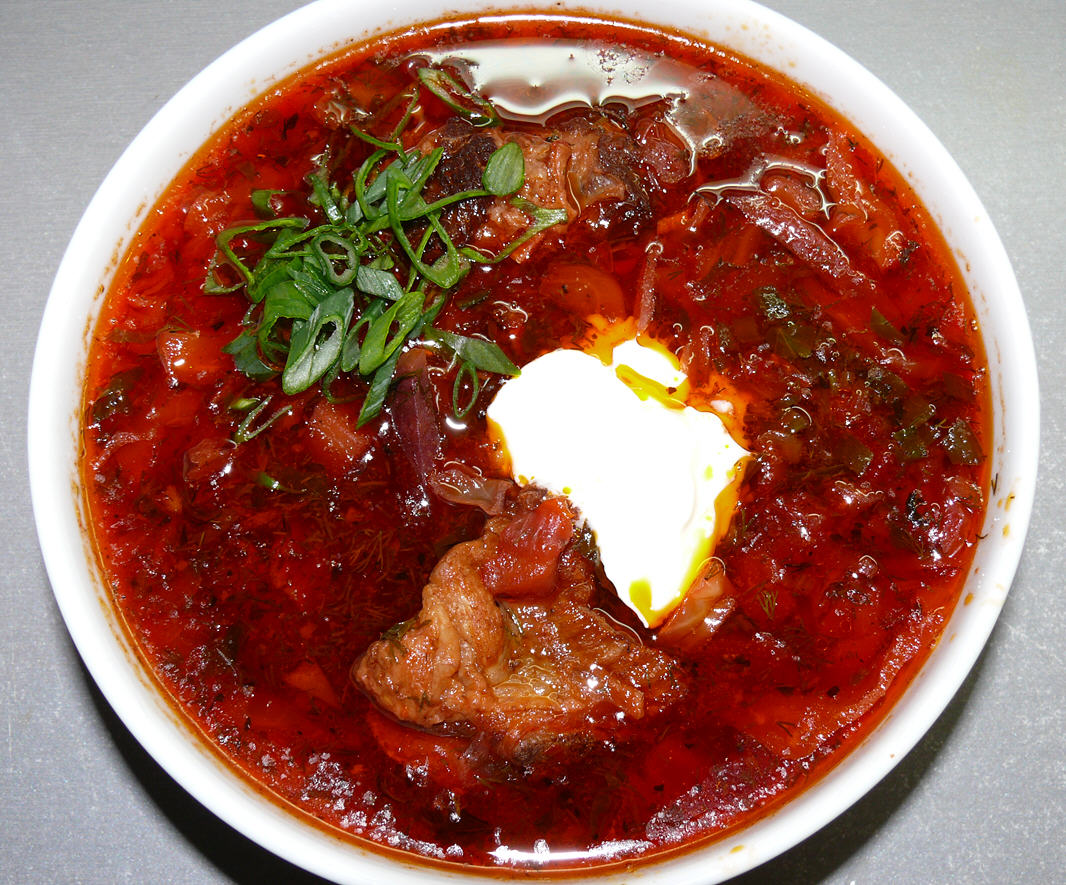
[352,493,687,763]
[417,113,653,261]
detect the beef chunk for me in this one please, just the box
[423,126,498,242]
[415,112,654,261]
[352,492,686,763]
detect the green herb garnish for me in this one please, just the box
[207,67,563,427]
[416,67,500,127]
[756,587,778,620]
[870,307,905,345]
[424,327,522,420]
[757,286,791,320]
[231,396,292,444]
[942,417,982,466]
[835,432,874,476]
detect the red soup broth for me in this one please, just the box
[81,14,989,871]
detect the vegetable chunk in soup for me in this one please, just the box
[82,15,989,871]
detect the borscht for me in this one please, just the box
[81,14,989,871]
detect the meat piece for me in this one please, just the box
[432,122,498,194]
[352,492,687,763]
[415,113,650,261]
[422,123,497,243]
[596,128,650,207]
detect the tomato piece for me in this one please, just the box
[305,399,376,474]
[156,329,231,388]
[481,496,575,598]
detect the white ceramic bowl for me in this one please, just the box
[28,1,1038,882]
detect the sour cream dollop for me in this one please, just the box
[487,336,750,627]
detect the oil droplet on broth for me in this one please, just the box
[419,39,756,159]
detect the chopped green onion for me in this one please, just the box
[233,397,292,444]
[358,290,424,376]
[311,233,361,285]
[482,141,525,195]
[425,328,520,376]
[207,65,564,432]
[251,189,283,218]
[452,361,481,419]
[282,288,355,394]
[358,346,402,427]
[257,472,283,491]
[416,67,500,127]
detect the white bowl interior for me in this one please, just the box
[28,1,1037,882]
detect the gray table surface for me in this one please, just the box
[3,1,1064,882]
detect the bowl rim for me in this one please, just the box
[28,0,1039,882]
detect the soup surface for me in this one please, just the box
[82,15,988,871]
